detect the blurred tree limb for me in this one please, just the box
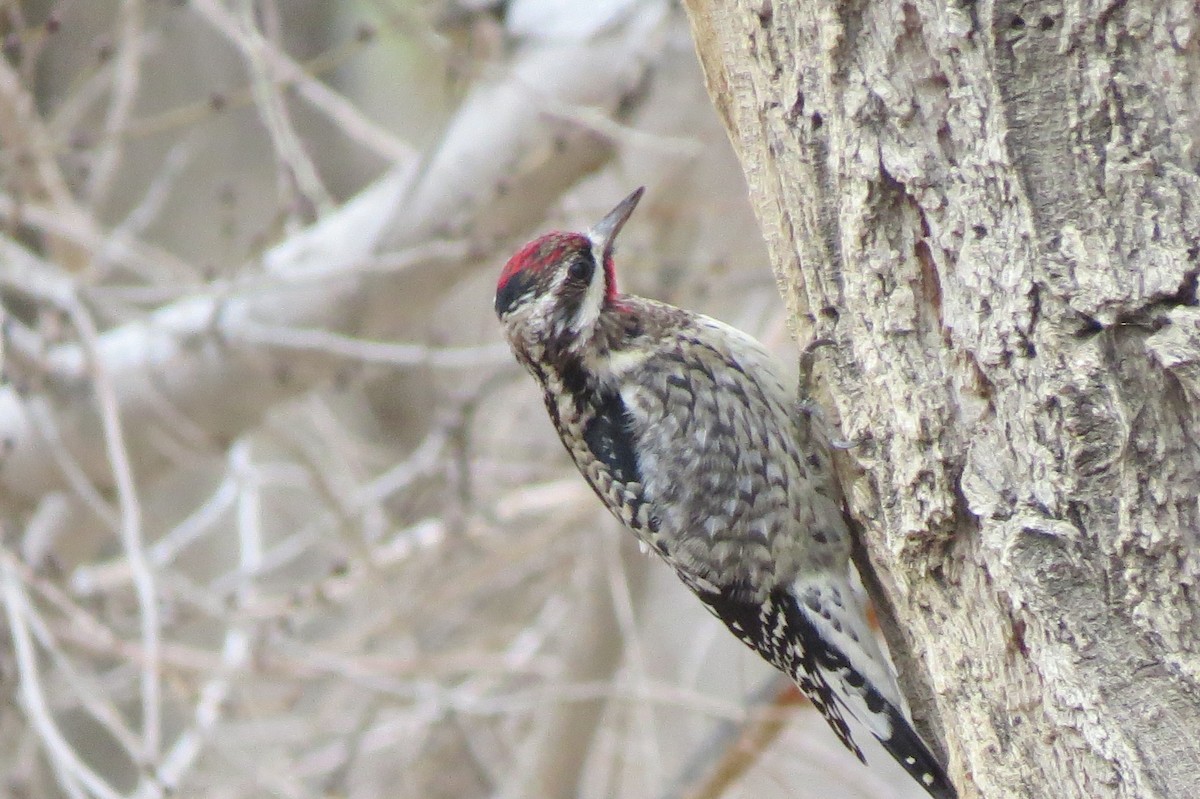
[0,1,670,508]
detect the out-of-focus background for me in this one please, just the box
[0,2,923,797]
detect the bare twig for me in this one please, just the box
[231,0,334,221]
[62,293,162,762]
[70,474,238,596]
[2,549,126,799]
[228,321,512,368]
[0,54,77,213]
[135,442,264,797]
[189,0,416,166]
[84,0,146,206]
[5,253,165,762]
[0,195,198,280]
[16,568,145,762]
[111,138,196,245]
[663,678,804,799]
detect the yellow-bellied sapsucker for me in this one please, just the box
[494,188,956,799]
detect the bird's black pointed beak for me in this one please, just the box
[589,187,644,259]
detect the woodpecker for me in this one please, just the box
[494,188,956,799]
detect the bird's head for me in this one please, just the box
[495,187,643,352]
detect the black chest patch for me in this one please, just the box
[534,351,654,531]
[583,388,642,487]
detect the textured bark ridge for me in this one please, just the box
[682,2,1200,798]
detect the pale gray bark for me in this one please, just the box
[682,2,1200,798]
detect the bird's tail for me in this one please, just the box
[874,701,958,799]
[788,572,957,799]
[693,570,956,798]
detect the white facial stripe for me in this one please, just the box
[569,242,606,333]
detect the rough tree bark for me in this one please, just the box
[681,2,1200,798]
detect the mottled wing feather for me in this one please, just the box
[612,309,851,587]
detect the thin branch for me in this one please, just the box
[662,678,804,799]
[71,473,239,596]
[25,397,121,530]
[17,571,146,763]
[84,0,146,206]
[59,292,163,762]
[190,0,416,167]
[0,53,76,213]
[232,0,334,221]
[2,548,126,799]
[228,321,513,368]
[110,137,197,247]
[601,534,664,791]
[0,195,198,280]
[132,442,264,798]
[6,257,166,762]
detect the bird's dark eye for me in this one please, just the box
[567,257,594,283]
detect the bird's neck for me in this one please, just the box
[524,299,643,393]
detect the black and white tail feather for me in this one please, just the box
[692,570,957,799]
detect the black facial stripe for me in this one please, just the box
[495,270,535,317]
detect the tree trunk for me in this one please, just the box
[681,2,1200,798]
